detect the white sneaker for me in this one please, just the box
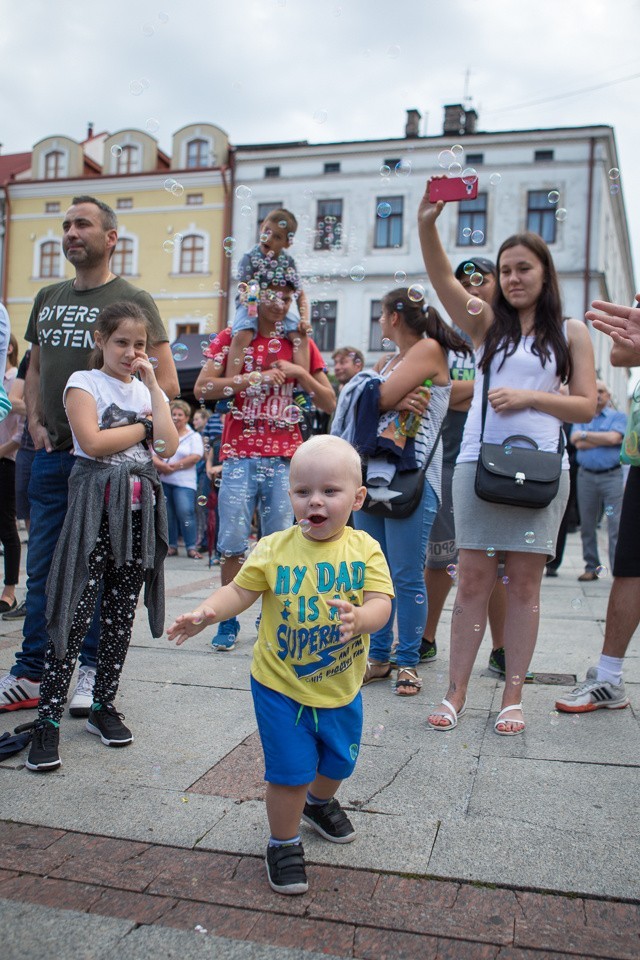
[0,673,40,712]
[69,666,96,718]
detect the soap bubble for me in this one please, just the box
[380,164,391,177]
[145,117,160,135]
[172,343,188,362]
[462,227,472,239]
[608,167,620,180]
[489,173,502,186]
[469,271,484,286]
[448,162,462,176]
[372,723,385,740]
[451,144,464,157]
[171,182,184,197]
[446,563,457,578]
[298,518,312,531]
[283,404,302,425]
[349,265,365,282]
[129,79,145,96]
[153,439,166,453]
[471,230,485,244]
[555,208,568,222]
[466,297,483,316]
[235,184,252,200]
[502,575,510,585]
[473,623,481,632]
[486,546,496,557]
[610,183,621,196]
[148,357,158,369]
[395,159,411,177]
[524,531,535,544]
[110,144,122,158]
[223,236,236,253]
[462,167,478,185]
[377,201,392,218]
[313,109,328,124]
[267,339,281,353]
[504,444,512,455]
[394,270,407,283]
[415,593,425,605]
[604,504,615,517]
[571,597,583,610]
[547,190,560,205]
[438,149,455,168]
[407,283,425,302]
[463,262,475,275]
[596,565,608,578]
[197,495,207,507]
[162,240,174,253]
[247,371,262,386]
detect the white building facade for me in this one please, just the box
[230,108,635,408]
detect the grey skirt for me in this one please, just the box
[452,461,570,559]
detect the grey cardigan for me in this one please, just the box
[46,455,169,659]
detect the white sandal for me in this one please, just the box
[427,697,467,731]
[494,703,525,736]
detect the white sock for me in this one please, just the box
[596,655,624,686]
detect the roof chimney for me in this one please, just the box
[405,108,421,138]
[464,108,478,134]
[87,122,94,139]
[443,104,466,137]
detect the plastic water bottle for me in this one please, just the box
[396,379,432,438]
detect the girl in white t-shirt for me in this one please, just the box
[26,301,178,772]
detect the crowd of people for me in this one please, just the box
[0,185,637,897]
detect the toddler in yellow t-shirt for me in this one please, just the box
[167,435,393,896]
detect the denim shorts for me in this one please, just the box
[251,676,363,786]
[217,456,293,555]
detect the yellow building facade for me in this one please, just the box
[4,124,232,357]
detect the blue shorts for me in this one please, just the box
[250,676,363,786]
[232,303,300,335]
[217,457,292,556]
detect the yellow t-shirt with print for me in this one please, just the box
[235,525,393,709]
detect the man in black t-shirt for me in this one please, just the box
[0,196,178,717]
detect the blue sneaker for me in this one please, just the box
[212,618,240,651]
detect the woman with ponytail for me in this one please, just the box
[354,287,461,696]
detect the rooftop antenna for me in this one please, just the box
[463,68,473,106]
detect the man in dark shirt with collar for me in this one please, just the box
[571,380,626,581]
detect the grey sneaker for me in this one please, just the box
[555,666,629,713]
[69,666,96,718]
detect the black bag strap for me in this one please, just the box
[478,361,564,455]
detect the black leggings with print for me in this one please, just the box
[39,512,146,723]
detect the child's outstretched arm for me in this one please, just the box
[167,582,260,646]
[327,591,392,642]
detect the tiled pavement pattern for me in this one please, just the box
[0,821,638,959]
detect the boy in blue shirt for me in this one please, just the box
[226,208,310,379]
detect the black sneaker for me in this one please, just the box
[488,646,506,676]
[419,637,437,663]
[265,843,308,895]
[25,719,61,771]
[302,797,356,844]
[86,703,133,746]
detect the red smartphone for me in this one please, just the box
[428,177,479,202]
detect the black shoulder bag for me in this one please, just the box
[474,366,564,509]
[362,423,444,520]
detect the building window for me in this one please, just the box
[116,145,140,175]
[369,300,384,351]
[111,237,135,277]
[324,162,340,174]
[175,323,200,338]
[44,150,64,179]
[179,234,205,273]
[311,301,337,352]
[315,199,343,251]
[527,190,557,243]
[186,193,204,205]
[256,201,283,242]
[186,138,209,169]
[264,166,280,178]
[457,193,488,246]
[375,196,403,248]
[534,150,554,162]
[466,153,484,165]
[39,241,61,278]
[117,198,133,209]
[45,202,60,213]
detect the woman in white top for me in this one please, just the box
[154,399,204,559]
[418,183,596,735]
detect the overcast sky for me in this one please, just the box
[2,0,640,283]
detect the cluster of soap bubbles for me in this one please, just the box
[379,160,412,178]
[129,77,150,96]
[163,178,184,197]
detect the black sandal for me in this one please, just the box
[394,667,423,697]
